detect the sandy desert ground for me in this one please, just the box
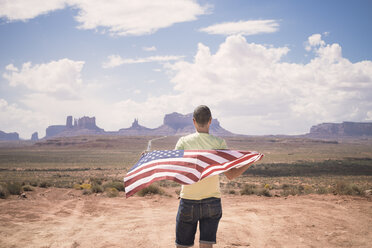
[0,187,371,248]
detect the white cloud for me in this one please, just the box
[102,54,125,68]
[0,0,67,21]
[102,54,185,68]
[143,46,157,52]
[121,55,185,64]
[0,0,209,36]
[161,34,372,135]
[305,33,326,51]
[3,58,85,98]
[199,20,279,36]
[72,0,210,36]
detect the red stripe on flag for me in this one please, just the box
[126,160,205,178]
[201,153,263,179]
[125,168,200,187]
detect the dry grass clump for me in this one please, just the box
[22,185,34,191]
[6,182,22,195]
[80,183,92,190]
[0,182,25,198]
[0,183,9,199]
[137,184,165,197]
[90,183,104,193]
[237,181,353,197]
[105,187,119,197]
[333,181,365,196]
[257,188,272,197]
[240,184,257,195]
[103,181,125,192]
[39,181,51,188]
[73,179,125,196]
[316,186,328,194]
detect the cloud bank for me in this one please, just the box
[0,0,209,36]
[2,34,372,138]
[3,59,84,98]
[199,20,279,36]
[164,34,372,134]
[102,54,185,68]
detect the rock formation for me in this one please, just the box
[42,112,234,138]
[308,122,372,138]
[118,112,233,136]
[31,132,39,141]
[45,116,104,138]
[0,130,19,141]
[117,118,154,136]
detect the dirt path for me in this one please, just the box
[0,188,371,248]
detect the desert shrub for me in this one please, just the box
[30,181,38,187]
[90,178,103,185]
[316,186,328,194]
[240,184,257,195]
[281,183,291,190]
[229,189,236,195]
[281,186,300,196]
[304,185,313,194]
[39,181,51,188]
[333,181,364,196]
[91,184,104,193]
[103,181,124,192]
[264,184,273,190]
[298,185,305,193]
[258,188,272,197]
[106,187,119,197]
[22,185,34,192]
[0,184,10,199]
[7,182,22,195]
[80,183,92,190]
[137,185,164,197]
[73,184,81,190]
[351,185,364,195]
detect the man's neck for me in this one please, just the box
[196,127,209,133]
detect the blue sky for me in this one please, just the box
[1,0,372,139]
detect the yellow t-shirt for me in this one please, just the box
[175,132,227,200]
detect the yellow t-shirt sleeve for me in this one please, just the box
[175,137,184,150]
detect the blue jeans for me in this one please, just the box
[176,197,222,247]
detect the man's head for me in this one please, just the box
[193,105,212,127]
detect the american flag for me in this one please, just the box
[124,149,263,197]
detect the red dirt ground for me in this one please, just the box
[0,188,371,248]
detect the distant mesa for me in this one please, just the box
[4,114,372,141]
[45,116,104,138]
[31,132,39,141]
[118,112,232,136]
[0,130,19,141]
[43,112,233,138]
[308,122,372,138]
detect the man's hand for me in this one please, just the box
[224,163,253,180]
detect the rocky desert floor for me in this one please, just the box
[0,187,371,248]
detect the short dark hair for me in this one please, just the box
[193,105,212,126]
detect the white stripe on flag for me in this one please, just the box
[127,157,198,175]
[125,172,195,193]
[124,163,201,182]
[184,151,229,164]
